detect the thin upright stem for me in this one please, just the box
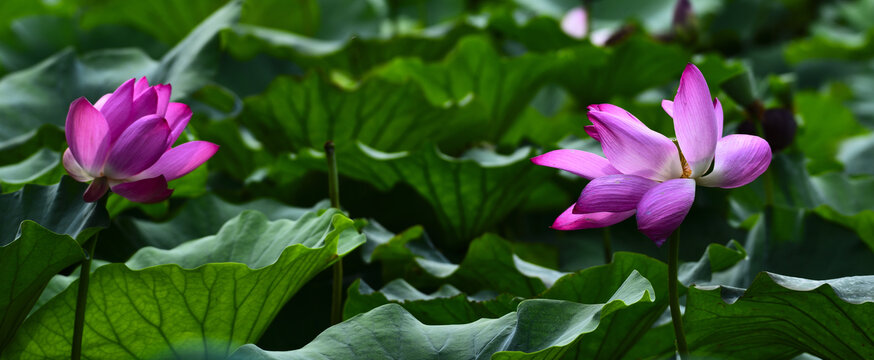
[602,227,613,264]
[71,233,98,360]
[325,141,343,325]
[668,229,689,357]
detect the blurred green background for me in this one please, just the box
[1,0,873,355]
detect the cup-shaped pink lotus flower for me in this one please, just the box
[63,77,218,203]
[532,64,771,245]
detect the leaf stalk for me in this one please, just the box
[71,232,98,360]
[668,228,689,357]
[325,141,343,325]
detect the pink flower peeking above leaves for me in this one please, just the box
[561,7,588,39]
[532,64,772,245]
[63,77,218,203]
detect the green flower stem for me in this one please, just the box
[325,141,343,325]
[602,227,613,264]
[71,232,98,360]
[668,229,688,357]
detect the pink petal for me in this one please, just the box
[636,178,696,246]
[574,174,658,213]
[552,204,635,230]
[561,7,587,39]
[131,87,158,122]
[673,64,718,178]
[65,98,110,175]
[588,104,644,126]
[165,102,192,147]
[697,134,771,188]
[584,125,600,142]
[111,175,173,203]
[661,100,674,117]
[530,149,620,180]
[588,110,682,181]
[93,93,112,110]
[133,76,150,97]
[154,84,171,116]
[100,78,135,142]
[664,98,724,137]
[134,141,219,181]
[83,177,109,202]
[714,98,723,138]
[103,115,170,179]
[62,148,92,182]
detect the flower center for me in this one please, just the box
[673,140,692,178]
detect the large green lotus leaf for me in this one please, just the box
[0,148,64,193]
[239,72,479,156]
[678,272,874,359]
[0,1,74,74]
[77,0,226,45]
[0,179,108,352]
[540,246,739,359]
[374,35,556,141]
[116,194,330,249]
[220,21,474,79]
[412,233,566,297]
[795,91,868,174]
[0,222,84,352]
[6,209,366,359]
[839,133,874,176]
[0,48,157,146]
[0,176,109,246]
[785,29,874,64]
[343,278,521,324]
[731,150,874,256]
[350,244,750,359]
[514,0,692,34]
[807,172,874,252]
[229,273,655,360]
[0,124,65,167]
[221,10,575,80]
[285,144,552,244]
[0,0,240,149]
[555,35,689,104]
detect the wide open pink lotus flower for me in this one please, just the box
[532,64,771,245]
[63,77,218,203]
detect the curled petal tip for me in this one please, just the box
[636,179,695,244]
[83,177,109,202]
[530,149,619,180]
[697,134,772,188]
[552,204,635,230]
[134,141,219,182]
[111,175,173,203]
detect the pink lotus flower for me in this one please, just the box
[63,77,218,203]
[561,7,588,39]
[532,64,771,245]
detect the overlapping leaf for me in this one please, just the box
[0,222,83,352]
[239,74,477,155]
[343,278,521,324]
[0,148,63,193]
[230,271,655,360]
[5,209,365,359]
[284,144,551,245]
[0,178,108,352]
[117,193,329,249]
[649,272,874,359]
[0,176,108,246]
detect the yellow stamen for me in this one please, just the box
[673,140,692,178]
